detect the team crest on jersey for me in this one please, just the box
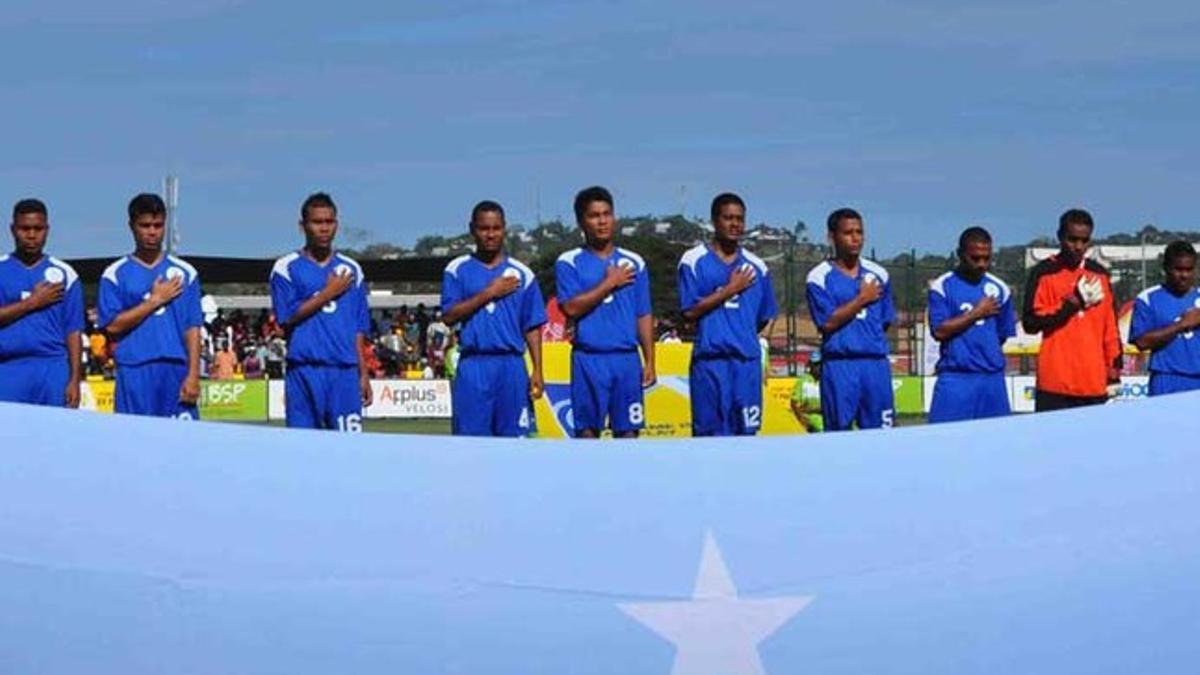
[617,258,636,272]
[1194,297,1200,309]
[166,266,185,281]
[863,272,878,286]
[335,264,353,278]
[739,261,757,280]
[43,267,65,284]
[984,282,1000,298]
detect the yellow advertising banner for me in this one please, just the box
[534,343,806,438]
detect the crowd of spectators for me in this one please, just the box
[80,303,459,381]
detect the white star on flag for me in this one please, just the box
[619,530,814,675]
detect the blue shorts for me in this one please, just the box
[0,355,68,406]
[820,357,894,431]
[928,371,1010,424]
[1149,372,1200,396]
[571,350,645,436]
[453,353,535,437]
[286,363,363,431]
[115,360,199,419]
[689,356,763,437]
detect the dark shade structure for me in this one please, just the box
[66,255,453,285]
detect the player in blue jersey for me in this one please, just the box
[98,193,202,419]
[927,227,1017,423]
[1130,241,1200,396]
[0,199,84,408]
[556,186,655,438]
[270,192,373,431]
[442,201,547,437]
[806,208,896,431]
[679,193,777,436]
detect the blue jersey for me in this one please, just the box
[98,255,202,366]
[1130,285,1200,376]
[270,251,369,366]
[927,271,1016,374]
[0,254,83,359]
[441,254,547,355]
[678,244,777,360]
[555,246,651,352]
[806,259,895,358]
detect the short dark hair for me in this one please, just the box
[1164,240,1197,268]
[301,192,337,221]
[573,186,613,222]
[710,192,746,222]
[958,226,993,251]
[13,198,47,221]
[470,200,505,226]
[1058,208,1094,237]
[826,207,862,232]
[127,193,166,222]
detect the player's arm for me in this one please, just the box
[559,265,635,319]
[279,272,353,329]
[179,326,201,405]
[1021,265,1079,334]
[932,297,1000,341]
[0,281,64,327]
[65,330,82,408]
[637,314,656,387]
[680,267,755,322]
[525,327,544,399]
[442,275,519,326]
[356,333,374,407]
[816,280,881,335]
[104,276,183,337]
[1134,306,1200,351]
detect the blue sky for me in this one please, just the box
[3,0,1198,259]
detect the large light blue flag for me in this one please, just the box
[2,394,1199,674]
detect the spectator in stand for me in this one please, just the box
[415,303,431,351]
[379,310,394,338]
[212,341,238,380]
[1022,208,1121,411]
[445,332,460,380]
[266,336,286,379]
[242,343,264,379]
[427,309,450,363]
[88,328,108,376]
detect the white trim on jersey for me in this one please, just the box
[444,254,472,278]
[982,272,1012,304]
[929,271,953,298]
[101,256,129,285]
[679,244,707,272]
[507,258,536,288]
[336,253,366,287]
[46,256,80,289]
[860,258,890,284]
[1137,284,1162,305]
[167,254,199,284]
[742,249,769,277]
[556,248,584,268]
[270,252,301,282]
[616,247,647,272]
[806,260,833,289]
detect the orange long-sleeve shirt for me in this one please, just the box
[1022,255,1122,397]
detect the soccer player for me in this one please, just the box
[1022,209,1121,411]
[555,186,655,439]
[805,208,895,431]
[679,192,777,436]
[270,192,373,431]
[0,198,83,407]
[1129,241,1200,396]
[441,200,546,436]
[927,227,1017,423]
[98,193,202,418]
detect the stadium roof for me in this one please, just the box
[66,255,453,284]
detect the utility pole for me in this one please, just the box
[163,175,180,254]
